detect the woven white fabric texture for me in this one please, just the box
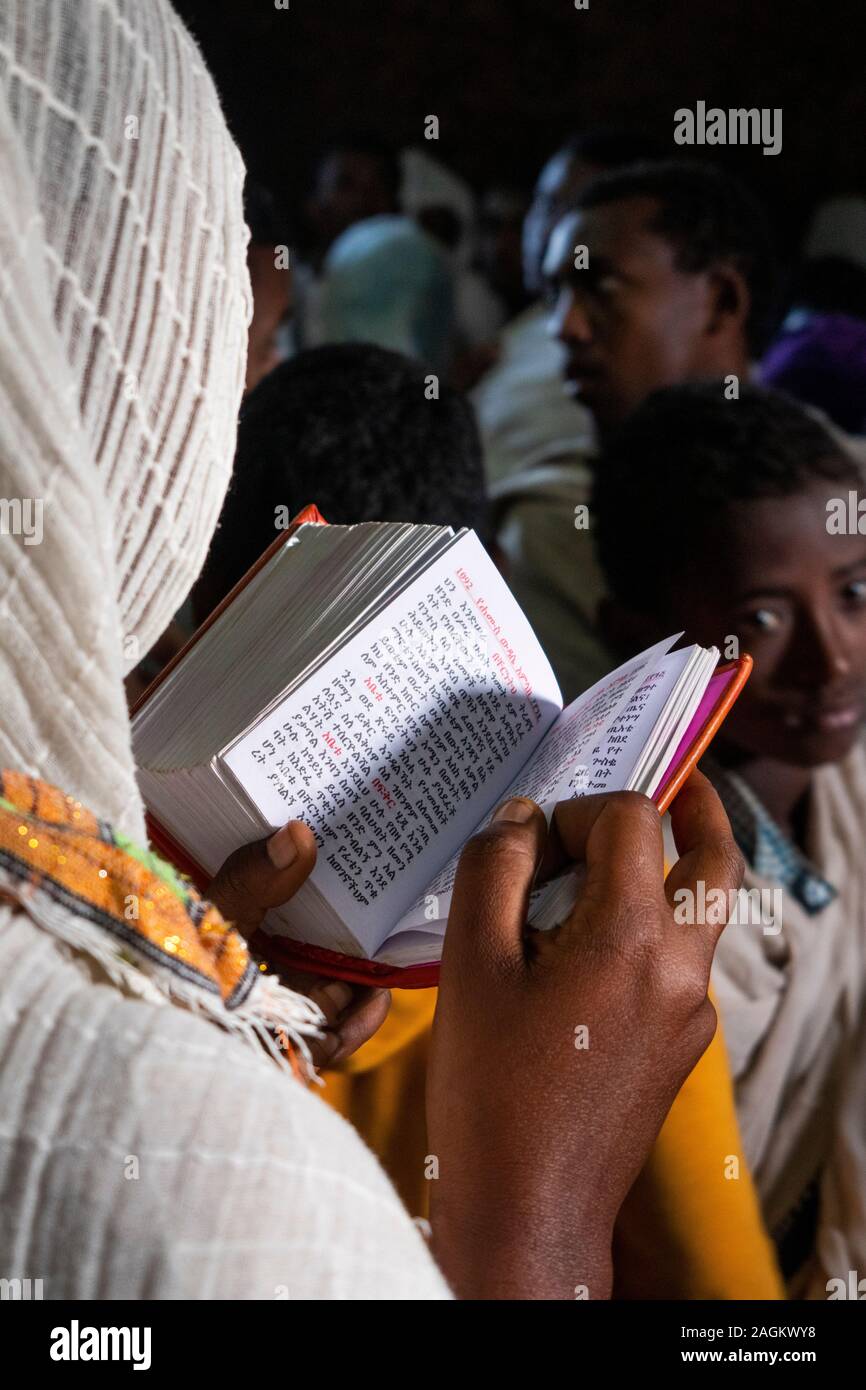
[0,906,449,1299]
[0,0,249,839]
[0,0,451,1300]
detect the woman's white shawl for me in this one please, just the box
[0,0,449,1299]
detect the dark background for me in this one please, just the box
[174,0,864,257]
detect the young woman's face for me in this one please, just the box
[671,478,866,768]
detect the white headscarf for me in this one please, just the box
[316,213,455,371]
[0,0,451,1301]
[0,0,250,843]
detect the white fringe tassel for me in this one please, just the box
[1,871,326,1081]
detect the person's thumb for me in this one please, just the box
[208,821,318,939]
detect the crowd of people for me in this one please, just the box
[2,0,865,1302]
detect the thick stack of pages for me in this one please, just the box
[133,520,748,971]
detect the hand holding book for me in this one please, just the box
[132,512,752,1297]
[206,818,391,1068]
[426,773,746,1299]
[195,744,746,1300]
[133,515,750,984]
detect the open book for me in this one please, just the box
[133,512,750,987]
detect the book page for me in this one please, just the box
[522,646,707,935]
[546,645,695,799]
[385,634,681,946]
[220,531,562,954]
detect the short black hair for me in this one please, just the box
[194,344,488,620]
[574,160,778,355]
[593,382,859,614]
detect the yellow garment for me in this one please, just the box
[320,987,784,1297]
[319,988,437,1216]
[612,1012,784,1299]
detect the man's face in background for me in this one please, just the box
[479,186,531,315]
[521,149,605,298]
[617,480,866,770]
[306,151,398,254]
[543,197,727,438]
[682,483,866,770]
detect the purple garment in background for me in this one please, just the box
[760,312,866,435]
